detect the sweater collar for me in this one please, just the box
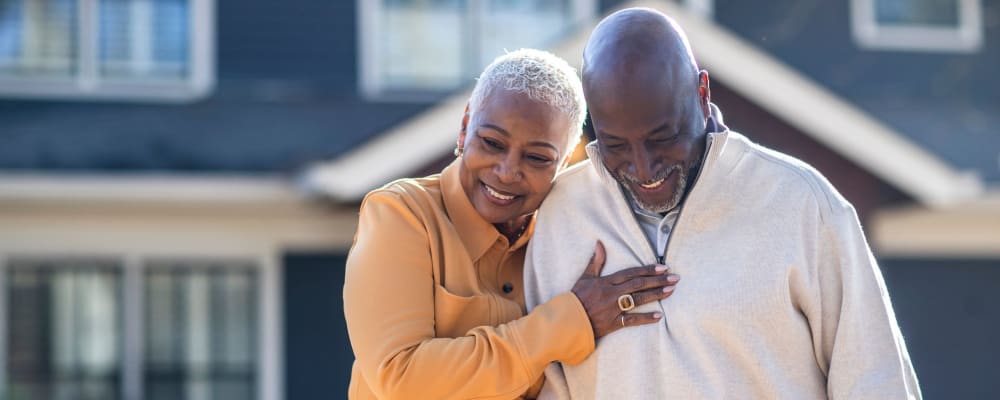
[441,160,534,262]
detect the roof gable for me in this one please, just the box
[304,0,982,208]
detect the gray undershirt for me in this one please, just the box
[625,193,680,264]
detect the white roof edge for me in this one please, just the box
[871,189,1000,258]
[304,0,982,206]
[299,92,470,201]
[0,174,303,206]
[634,0,983,207]
[300,14,593,202]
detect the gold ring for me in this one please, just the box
[620,314,626,327]
[617,293,636,312]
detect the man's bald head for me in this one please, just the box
[582,8,700,99]
[581,7,712,215]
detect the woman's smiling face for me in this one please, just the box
[458,87,575,225]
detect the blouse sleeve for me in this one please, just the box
[343,191,595,400]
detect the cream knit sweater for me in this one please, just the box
[524,130,921,399]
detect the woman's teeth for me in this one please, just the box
[485,184,515,200]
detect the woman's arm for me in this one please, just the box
[344,191,594,400]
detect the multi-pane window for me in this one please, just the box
[851,0,983,52]
[144,264,256,400]
[2,259,259,400]
[0,0,79,76]
[359,0,595,99]
[0,0,213,100]
[98,0,191,80]
[5,261,122,400]
[875,0,959,26]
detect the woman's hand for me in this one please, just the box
[571,241,679,339]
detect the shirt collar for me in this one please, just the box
[441,160,533,262]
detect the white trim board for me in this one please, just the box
[871,190,1000,258]
[305,0,982,208]
[0,174,302,207]
[0,175,361,250]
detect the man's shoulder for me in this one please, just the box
[555,159,601,185]
[730,131,852,213]
[546,160,605,201]
[535,159,622,227]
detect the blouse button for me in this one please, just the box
[502,283,514,293]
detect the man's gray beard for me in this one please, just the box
[617,164,688,215]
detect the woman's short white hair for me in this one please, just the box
[468,48,586,156]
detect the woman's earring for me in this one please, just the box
[454,146,463,157]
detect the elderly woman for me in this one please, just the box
[343,49,680,399]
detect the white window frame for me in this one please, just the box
[0,0,216,102]
[357,0,597,101]
[682,0,714,19]
[851,0,983,53]
[0,252,280,400]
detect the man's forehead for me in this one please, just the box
[586,72,691,112]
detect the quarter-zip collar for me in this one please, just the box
[584,128,732,263]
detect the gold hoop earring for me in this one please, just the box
[454,147,463,157]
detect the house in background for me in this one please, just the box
[0,0,997,399]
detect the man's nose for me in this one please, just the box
[629,150,656,182]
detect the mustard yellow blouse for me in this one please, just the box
[343,161,595,399]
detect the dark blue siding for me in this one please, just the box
[217,0,357,91]
[0,0,435,172]
[881,258,1000,398]
[283,252,354,399]
[713,0,1000,182]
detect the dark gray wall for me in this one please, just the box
[881,257,1000,398]
[283,252,354,399]
[0,0,433,173]
[712,0,1000,182]
[216,0,356,93]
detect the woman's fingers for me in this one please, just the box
[572,272,679,338]
[579,241,607,278]
[605,264,669,285]
[620,312,664,328]
[615,273,680,293]
[629,283,677,307]
[570,243,681,339]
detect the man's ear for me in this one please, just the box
[698,70,711,120]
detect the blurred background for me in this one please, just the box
[0,0,997,399]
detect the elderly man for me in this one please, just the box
[524,7,921,399]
